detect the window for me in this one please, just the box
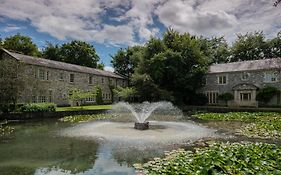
[122,80,125,87]
[85,97,95,102]
[46,71,50,80]
[49,90,52,102]
[240,93,251,101]
[38,96,47,103]
[217,75,227,85]
[59,73,64,80]
[32,96,37,103]
[70,74,75,83]
[101,77,104,84]
[205,92,218,104]
[241,72,250,81]
[38,69,45,80]
[264,72,277,83]
[89,75,93,84]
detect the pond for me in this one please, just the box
[1,114,280,175]
[0,117,218,175]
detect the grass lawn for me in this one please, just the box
[56,105,112,111]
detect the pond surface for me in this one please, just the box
[1,117,279,175]
[0,119,217,175]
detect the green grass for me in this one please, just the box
[56,105,112,112]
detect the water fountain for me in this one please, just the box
[61,101,219,147]
[113,101,176,130]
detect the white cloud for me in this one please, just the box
[0,0,280,45]
[1,24,24,32]
[155,0,281,42]
[104,66,115,72]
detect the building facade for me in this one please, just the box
[0,49,127,106]
[202,58,281,107]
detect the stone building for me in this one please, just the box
[202,58,281,107]
[0,48,127,106]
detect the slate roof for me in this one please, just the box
[2,49,125,79]
[209,58,281,73]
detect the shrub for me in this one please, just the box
[189,93,208,105]
[256,86,280,104]
[95,86,103,105]
[20,103,57,112]
[218,92,234,103]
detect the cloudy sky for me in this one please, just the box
[0,0,280,69]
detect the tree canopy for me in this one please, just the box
[2,33,41,56]
[43,40,100,68]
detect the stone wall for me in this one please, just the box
[202,69,281,106]
[1,52,127,106]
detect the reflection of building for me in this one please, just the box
[0,48,127,106]
[202,58,281,107]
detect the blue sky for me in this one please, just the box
[0,0,280,71]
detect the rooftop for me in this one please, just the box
[209,58,281,73]
[2,49,125,79]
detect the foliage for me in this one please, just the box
[230,31,268,62]
[68,88,96,106]
[2,33,41,56]
[267,31,281,58]
[194,112,281,139]
[113,86,137,101]
[0,120,14,139]
[218,92,234,103]
[198,36,230,64]
[56,105,112,111]
[188,93,208,106]
[95,86,103,105]
[0,59,25,109]
[20,103,56,112]
[111,46,144,79]
[139,142,281,175]
[194,112,280,121]
[256,86,280,104]
[59,114,117,122]
[43,40,100,68]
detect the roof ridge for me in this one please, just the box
[211,57,281,66]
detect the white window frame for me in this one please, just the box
[205,91,219,104]
[38,69,46,80]
[217,75,228,85]
[70,73,75,83]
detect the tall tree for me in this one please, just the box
[42,42,61,61]
[198,36,230,64]
[2,33,41,56]
[230,31,268,62]
[267,31,281,58]
[111,46,144,78]
[43,40,100,68]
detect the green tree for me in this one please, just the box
[97,63,104,70]
[68,88,95,106]
[218,92,234,106]
[230,31,268,62]
[267,31,281,58]
[256,86,280,104]
[2,33,41,56]
[111,46,144,79]
[42,42,61,61]
[113,86,137,102]
[0,58,25,112]
[198,36,230,64]
[95,86,103,105]
[44,40,100,68]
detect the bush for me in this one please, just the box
[189,93,208,105]
[218,92,234,102]
[20,103,57,112]
[256,86,280,104]
[95,86,103,105]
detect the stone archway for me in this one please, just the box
[232,84,259,107]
